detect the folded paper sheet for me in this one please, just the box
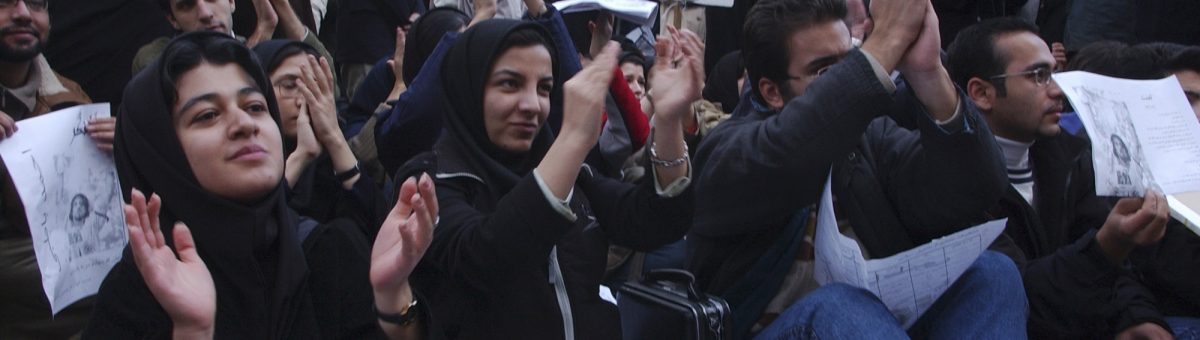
[812,175,1006,328]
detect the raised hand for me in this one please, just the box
[370,174,438,314]
[87,117,116,152]
[387,27,409,100]
[247,0,279,48]
[861,0,928,72]
[561,41,620,147]
[297,55,342,146]
[469,0,497,27]
[1052,42,1067,72]
[895,1,942,75]
[648,27,705,124]
[1116,322,1174,340]
[1097,190,1170,263]
[125,188,215,338]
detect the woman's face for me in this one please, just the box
[270,54,309,138]
[172,62,284,203]
[620,61,646,100]
[482,44,553,153]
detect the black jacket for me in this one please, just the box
[688,50,1006,316]
[410,152,693,340]
[986,132,1171,338]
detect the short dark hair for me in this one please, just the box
[946,18,1039,97]
[618,39,646,73]
[1066,41,1161,80]
[1161,45,1200,74]
[741,0,846,103]
[157,0,172,15]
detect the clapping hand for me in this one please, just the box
[125,188,216,338]
[370,174,438,314]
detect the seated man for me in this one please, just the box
[689,0,1024,338]
[133,0,332,76]
[0,0,103,337]
[946,18,1174,339]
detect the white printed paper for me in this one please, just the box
[812,176,1006,328]
[552,0,659,26]
[687,0,733,7]
[0,104,127,314]
[1053,72,1200,196]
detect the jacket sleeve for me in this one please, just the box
[1020,228,1167,338]
[426,175,575,290]
[691,50,892,236]
[375,33,458,175]
[581,164,694,251]
[868,82,1007,239]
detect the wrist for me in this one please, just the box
[861,35,907,72]
[1096,226,1133,264]
[172,321,214,340]
[374,281,414,314]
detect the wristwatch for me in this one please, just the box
[334,163,361,182]
[376,299,419,326]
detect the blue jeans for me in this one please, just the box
[755,251,1027,340]
[1168,317,1200,340]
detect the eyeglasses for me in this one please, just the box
[989,67,1053,86]
[0,0,48,12]
[786,65,833,82]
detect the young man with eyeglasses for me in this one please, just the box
[946,18,1175,339]
[688,0,1024,338]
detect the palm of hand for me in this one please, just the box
[649,28,704,122]
[126,189,216,330]
[370,176,437,295]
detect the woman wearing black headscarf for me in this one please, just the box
[252,39,387,239]
[413,19,703,339]
[83,32,435,340]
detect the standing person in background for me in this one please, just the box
[334,0,424,100]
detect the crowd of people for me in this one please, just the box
[1,0,1199,339]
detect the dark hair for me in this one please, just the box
[742,0,846,103]
[265,44,320,75]
[1066,41,1161,80]
[403,8,471,85]
[946,18,1039,97]
[157,0,170,13]
[1154,44,1200,74]
[159,32,277,117]
[618,39,646,74]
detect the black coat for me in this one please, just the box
[688,50,1006,319]
[410,151,693,339]
[986,132,1172,338]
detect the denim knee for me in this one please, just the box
[961,251,1027,310]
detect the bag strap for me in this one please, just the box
[720,207,811,339]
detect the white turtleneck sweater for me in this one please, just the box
[996,136,1036,205]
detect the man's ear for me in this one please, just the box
[166,13,181,31]
[967,77,995,112]
[758,78,786,109]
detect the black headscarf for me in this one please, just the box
[108,31,309,339]
[704,50,744,113]
[433,19,560,200]
[403,7,470,86]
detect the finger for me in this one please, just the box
[299,62,321,102]
[408,192,434,248]
[130,189,158,248]
[394,27,407,60]
[148,193,162,243]
[89,131,115,142]
[588,42,621,80]
[173,222,203,263]
[419,173,439,218]
[297,77,320,109]
[97,143,114,152]
[1112,196,1145,215]
[653,34,676,71]
[321,57,336,96]
[681,29,705,52]
[125,205,155,270]
[390,177,418,222]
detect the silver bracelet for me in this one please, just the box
[649,141,689,168]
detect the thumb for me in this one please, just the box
[1112,197,1145,215]
[173,222,203,263]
